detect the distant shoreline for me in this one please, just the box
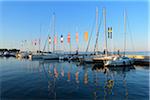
[0,48,149,56]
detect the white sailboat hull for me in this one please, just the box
[29,54,43,60]
[42,54,59,60]
[105,56,134,67]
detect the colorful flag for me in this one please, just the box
[54,35,57,44]
[48,36,51,44]
[108,27,112,39]
[76,32,79,43]
[60,35,63,43]
[39,38,41,45]
[84,32,88,42]
[34,39,37,45]
[67,33,71,43]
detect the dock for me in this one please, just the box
[127,55,150,66]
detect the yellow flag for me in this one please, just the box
[84,32,88,42]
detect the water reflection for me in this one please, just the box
[84,67,88,84]
[33,61,135,99]
[75,69,79,84]
[61,66,64,77]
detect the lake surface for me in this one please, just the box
[0,57,149,100]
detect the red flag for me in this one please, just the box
[54,35,57,44]
[68,72,70,81]
[67,33,71,43]
[76,32,79,43]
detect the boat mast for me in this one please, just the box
[39,24,41,52]
[94,7,99,54]
[124,10,126,56]
[53,12,55,53]
[96,7,98,54]
[103,7,108,56]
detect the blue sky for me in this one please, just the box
[0,0,149,52]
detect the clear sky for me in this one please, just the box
[0,0,149,52]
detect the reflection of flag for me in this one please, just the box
[84,32,88,42]
[60,35,63,43]
[54,67,58,78]
[61,69,64,77]
[108,27,112,39]
[84,73,88,84]
[67,33,71,43]
[48,36,51,44]
[75,72,79,81]
[54,35,57,44]
[76,32,79,43]
[68,72,70,81]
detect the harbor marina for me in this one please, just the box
[0,1,149,99]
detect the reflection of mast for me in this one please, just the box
[38,61,43,96]
[54,76,56,100]
[40,62,54,97]
[93,70,97,100]
[122,68,128,99]
[104,67,114,98]
[41,62,60,99]
[47,64,53,96]
[53,65,57,100]
[123,76,128,99]
[75,67,80,89]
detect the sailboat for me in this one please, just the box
[92,7,116,63]
[105,10,134,67]
[42,12,59,60]
[30,13,59,60]
[42,53,59,60]
[29,25,44,60]
[29,51,43,60]
[80,7,103,64]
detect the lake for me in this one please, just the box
[0,57,149,99]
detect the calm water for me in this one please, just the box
[0,57,149,100]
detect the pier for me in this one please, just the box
[127,55,150,66]
[0,50,149,66]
